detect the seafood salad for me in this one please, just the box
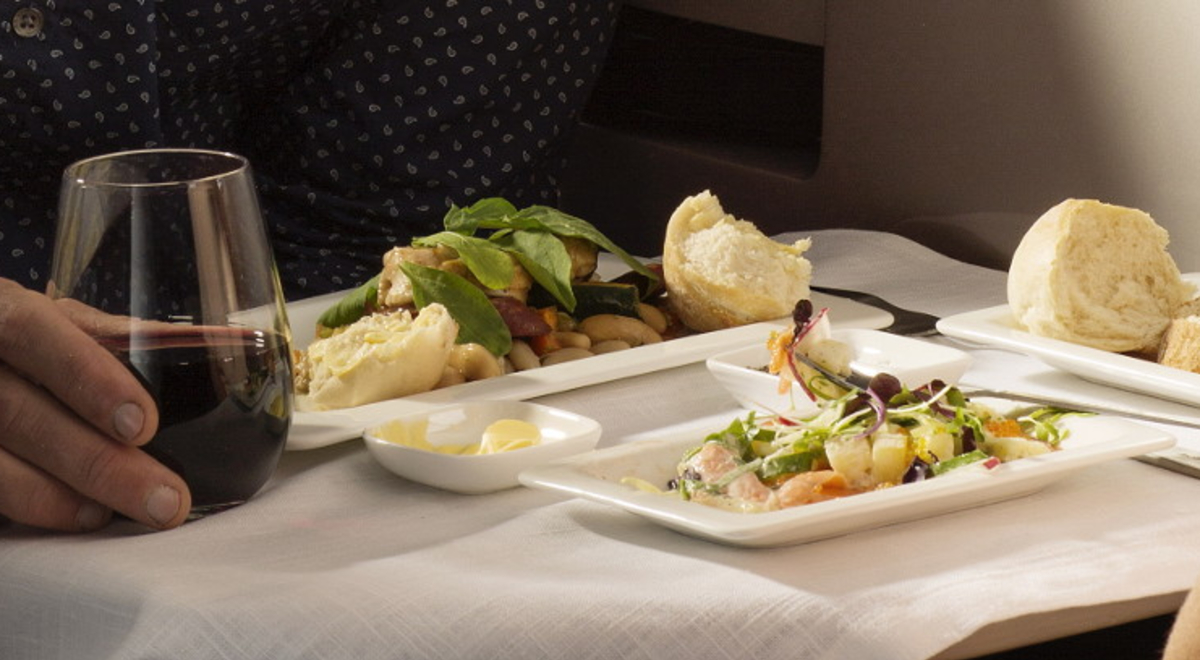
[646,380,1076,513]
[626,299,1082,513]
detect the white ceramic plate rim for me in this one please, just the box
[285,278,893,450]
[937,273,1200,407]
[518,414,1174,547]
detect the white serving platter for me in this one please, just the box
[284,273,892,450]
[518,414,1174,548]
[937,273,1200,408]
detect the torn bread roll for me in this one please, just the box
[299,303,458,410]
[1007,198,1195,353]
[662,190,812,332]
[1158,316,1200,372]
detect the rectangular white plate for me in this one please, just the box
[518,414,1174,547]
[937,273,1200,407]
[284,268,893,450]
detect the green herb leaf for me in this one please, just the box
[759,449,821,481]
[440,198,658,281]
[931,449,990,476]
[443,198,519,234]
[519,205,659,280]
[412,231,515,291]
[400,262,512,356]
[492,229,577,312]
[316,274,380,329]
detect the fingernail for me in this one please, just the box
[145,485,182,527]
[113,402,145,442]
[75,501,109,531]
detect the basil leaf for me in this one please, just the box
[493,230,576,312]
[443,198,519,234]
[438,197,657,289]
[399,262,512,357]
[316,274,380,329]
[412,231,515,290]
[518,205,659,281]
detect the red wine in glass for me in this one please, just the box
[102,328,292,512]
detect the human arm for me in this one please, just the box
[1164,573,1200,659]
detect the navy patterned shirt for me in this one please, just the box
[0,1,617,299]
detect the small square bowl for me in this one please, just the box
[363,401,602,494]
[706,329,973,413]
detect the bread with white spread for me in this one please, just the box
[298,303,459,410]
[662,190,812,332]
[1007,198,1195,353]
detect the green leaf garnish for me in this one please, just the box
[412,231,515,291]
[443,198,519,233]
[441,198,658,281]
[316,274,379,329]
[518,205,657,280]
[492,229,577,312]
[400,262,512,357]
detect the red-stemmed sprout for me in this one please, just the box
[784,299,828,402]
[784,299,894,441]
[850,373,899,441]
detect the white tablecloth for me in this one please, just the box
[4,229,1200,660]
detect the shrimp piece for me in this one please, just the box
[684,443,740,482]
[726,472,775,504]
[684,443,774,504]
[776,470,861,508]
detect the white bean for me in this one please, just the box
[553,331,592,350]
[591,339,632,355]
[507,339,540,371]
[448,343,504,381]
[637,303,669,334]
[540,347,594,366]
[578,314,663,347]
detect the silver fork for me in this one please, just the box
[793,351,1200,430]
[810,285,940,336]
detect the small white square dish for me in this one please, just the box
[518,414,1174,548]
[363,401,602,494]
[706,329,973,413]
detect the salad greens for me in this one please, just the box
[314,198,659,354]
[655,380,1085,513]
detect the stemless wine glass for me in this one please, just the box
[48,148,294,519]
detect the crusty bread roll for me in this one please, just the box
[662,190,812,332]
[300,303,458,410]
[1158,316,1200,372]
[1007,198,1195,353]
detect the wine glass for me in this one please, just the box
[48,148,294,518]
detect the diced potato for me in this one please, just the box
[806,338,853,377]
[912,420,955,464]
[982,436,1052,462]
[825,435,873,488]
[871,428,911,485]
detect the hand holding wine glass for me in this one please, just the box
[0,278,188,531]
[3,148,295,530]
